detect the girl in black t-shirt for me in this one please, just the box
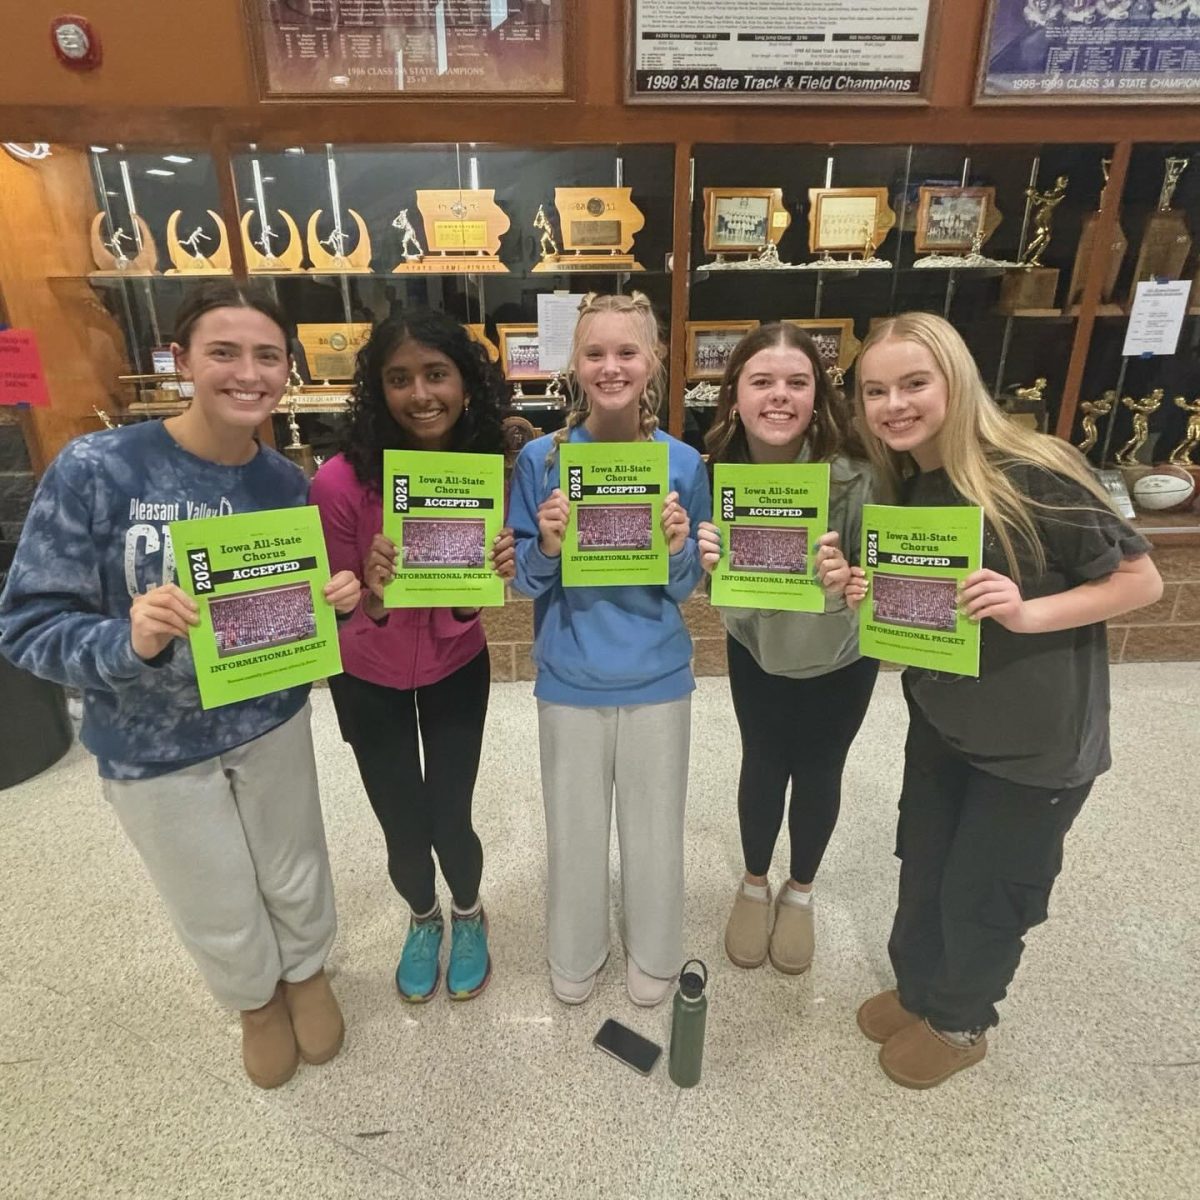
[845,312,1162,1090]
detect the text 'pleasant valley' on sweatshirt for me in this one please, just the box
[0,421,310,780]
[509,427,711,707]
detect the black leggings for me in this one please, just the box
[727,634,878,884]
[328,649,489,914]
[889,694,1090,1031]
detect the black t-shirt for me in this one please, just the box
[902,462,1152,789]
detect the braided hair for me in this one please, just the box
[544,292,663,467]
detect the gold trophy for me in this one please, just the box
[240,208,305,272]
[1006,377,1048,431]
[165,210,232,274]
[392,191,510,274]
[1169,395,1200,467]
[281,365,317,479]
[1115,389,1164,466]
[532,188,646,272]
[998,176,1068,315]
[1077,390,1116,455]
[1067,160,1127,314]
[90,213,158,275]
[306,209,372,273]
[1132,157,1191,291]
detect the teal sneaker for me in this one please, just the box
[447,908,492,1000]
[395,913,444,1002]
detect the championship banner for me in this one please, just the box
[560,441,670,587]
[382,449,506,608]
[170,506,343,709]
[858,504,983,677]
[710,462,831,613]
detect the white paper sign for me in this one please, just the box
[1122,281,1191,358]
[537,293,583,374]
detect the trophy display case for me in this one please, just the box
[683,141,1115,452]
[1075,142,1200,522]
[62,141,675,464]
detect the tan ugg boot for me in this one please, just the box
[241,986,299,1089]
[856,989,919,1044]
[879,1019,987,1089]
[724,883,772,968]
[768,891,813,975]
[283,969,345,1066]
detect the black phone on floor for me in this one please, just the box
[593,1018,662,1076]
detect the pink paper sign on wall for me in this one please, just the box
[0,329,51,407]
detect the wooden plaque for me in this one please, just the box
[415,190,510,258]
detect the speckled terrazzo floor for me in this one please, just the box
[1,664,1197,1200]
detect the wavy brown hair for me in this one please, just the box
[704,322,863,465]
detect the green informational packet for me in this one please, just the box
[381,450,506,608]
[170,505,343,710]
[710,462,831,613]
[858,504,983,678]
[560,441,669,587]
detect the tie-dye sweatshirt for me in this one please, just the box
[0,420,310,780]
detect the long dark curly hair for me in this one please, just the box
[342,309,507,489]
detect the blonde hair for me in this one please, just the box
[854,312,1115,582]
[545,292,662,465]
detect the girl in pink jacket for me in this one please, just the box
[310,309,513,1003]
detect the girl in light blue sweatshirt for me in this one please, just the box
[509,292,710,1008]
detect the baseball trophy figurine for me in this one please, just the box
[1115,389,1164,466]
[534,204,559,264]
[393,191,510,274]
[1077,390,1116,455]
[1169,396,1200,467]
[391,209,426,265]
[532,188,646,272]
[998,176,1069,314]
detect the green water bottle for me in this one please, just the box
[668,959,708,1088]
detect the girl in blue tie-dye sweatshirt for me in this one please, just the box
[0,283,360,1089]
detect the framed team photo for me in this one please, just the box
[781,318,862,376]
[703,188,791,254]
[685,320,759,381]
[915,187,1000,254]
[496,324,553,382]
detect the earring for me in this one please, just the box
[730,408,740,424]
[464,397,471,410]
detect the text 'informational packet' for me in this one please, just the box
[859,503,982,677]
[710,462,830,613]
[560,440,670,587]
[171,505,342,709]
[382,449,506,608]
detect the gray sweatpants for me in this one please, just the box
[537,696,691,982]
[103,704,336,1011]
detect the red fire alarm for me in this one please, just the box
[50,15,102,70]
